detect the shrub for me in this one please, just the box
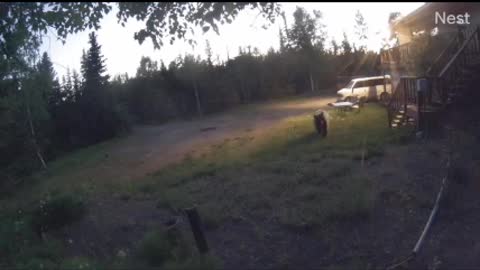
[59,257,97,270]
[137,227,191,267]
[326,177,375,221]
[163,254,222,270]
[30,193,86,233]
[0,213,37,264]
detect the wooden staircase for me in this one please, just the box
[387,25,480,130]
[390,108,416,128]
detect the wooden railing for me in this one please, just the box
[427,25,479,76]
[387,76,419,127]
[380,43,417,65]
[387,26,480,128]
[433,26,480,105]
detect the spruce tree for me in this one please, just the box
[79,32,128,144]
[83,32,109,99]
[72,69,82,101]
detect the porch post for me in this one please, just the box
[383,71,387,94]
[417,78,427,134]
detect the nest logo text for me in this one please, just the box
[435,11,471,25]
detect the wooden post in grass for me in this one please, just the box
[361,136,367,168]
[184,207,209,254]
[417,78,427,135]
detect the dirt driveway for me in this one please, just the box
[64,94,337,184]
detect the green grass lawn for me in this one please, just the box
[0,103,413,269]
[137,104,412,228]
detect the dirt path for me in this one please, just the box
[64,95,337,184]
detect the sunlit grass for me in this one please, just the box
[149,104,410,182]
[0,103,413,270]
[139,104,412,228]
[3,103,412,229]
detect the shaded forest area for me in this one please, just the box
[1,4,381,182]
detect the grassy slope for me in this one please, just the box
[1,103,413,269]
[138,104,412,228]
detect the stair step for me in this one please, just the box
[391,121,414,128]
[461,69,475,75]
[466,59,480,67]
[450,86,465,91]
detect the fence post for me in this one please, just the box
[427,77,433,105]
[403,79,407,114]
[417,78,427,134]
[184,207,209,254]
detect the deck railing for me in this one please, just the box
[387,76,419,127]
[380,42,417,66]
[434,26,480,105]
[387,25,480,128]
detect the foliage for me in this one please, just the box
[78,32,129,145]
[287,7,326,51]
[30,193,86,233]
[1,2,382,190]
[341,32,352,55]
[0,208,67,268]
[59,257,98,270]
[116,2,281,48]
[354,10,368,52]
[136,56,158,78]
[0,2,279,179]
[163,255,222,270]
[136,227,191,267]
[141,105,411,231]
[1,3,280,51]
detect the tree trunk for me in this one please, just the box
[309,72,315,92]
[25,95,48,170]
[193,80,203,117]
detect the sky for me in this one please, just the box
[40,2,424,80]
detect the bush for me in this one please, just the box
[136,227,191,267]
[163,254,222,270]
[326,177,375,221]
[0,213,37,264]
[59,257,97,270]
[30,193,86,233]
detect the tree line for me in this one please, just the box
[1,5,382,180]
[112,7,380,123]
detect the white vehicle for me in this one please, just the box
[337,75,392,103]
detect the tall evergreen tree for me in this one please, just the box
[63,68,74,101]
[37,53,57,100]
[331,39,339,56]
[342,32,352,55]
[279,27,287,53]
[72,69,82,101]
[80,31,123,144]
[205,40,213,66]
[354,10,368,52]
[136,56,158,78]
[80,49,88,83]
[287,7,327,92]
[83,32,109,98]
[287,7,316,51]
